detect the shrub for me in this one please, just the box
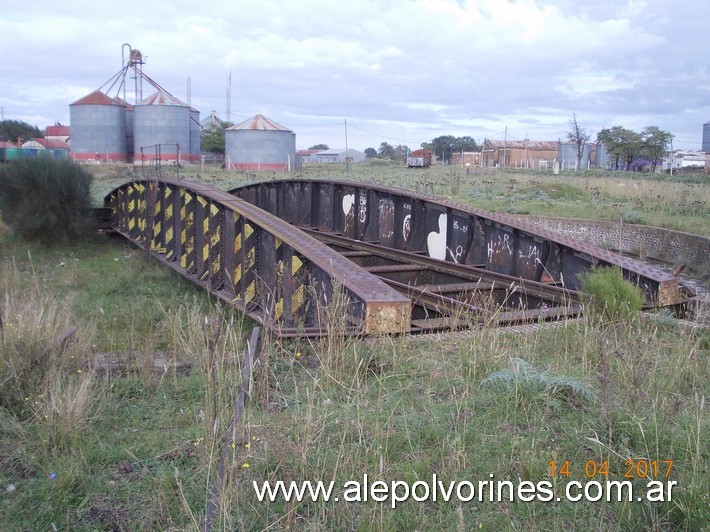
[479,357,596,408]
[578,266,645,322]
[621,210,646,224]
[0,158,94,244]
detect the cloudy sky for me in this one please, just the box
[1,0,708,151]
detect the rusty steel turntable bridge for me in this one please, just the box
[103,177,686,337]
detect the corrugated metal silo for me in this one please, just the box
[702,121,710,153]
[114,97,134,162]
[190,108,201,161]
[595,143,611,169]
[559,142,592,170]
[69,90,126,162]
[133,91,192,162]
[225,114,296,171]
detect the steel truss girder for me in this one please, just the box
[105,178,411,336]
[230,179,683,307]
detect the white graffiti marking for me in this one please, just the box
[427,213,447,260]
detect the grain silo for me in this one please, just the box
[114,96,134,162]
[702,121,710,153]
[559,142,592,170]
[69,90,126,162]
[595,143,611,169]
[189,108,201,161]
[225,114,296,171]
[133,91,199,163]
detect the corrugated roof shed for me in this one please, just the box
[45,125,70,137]
[28,138,71,149]
[228,114,291,132]
[484,140,560,150]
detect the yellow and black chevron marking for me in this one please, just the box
[208,203,222,286]
[127,184,137,237]
[197,195,210,280]
[273,246,307,323]
[135,183,147,241]
[150,184,165,254]
[114,188,125,231]
[273,237,285,321]
[197,199,222,282]
[164,186,175,260]
[291,254,305,318]
[232,221,257,305]
[180,188,196,273]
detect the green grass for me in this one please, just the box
[87,162,709,236]
[0,163,708,529]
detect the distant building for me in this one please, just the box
[200,111,228,129]
[225,114,296,171]
[22,138,71,151]
[20,138,70,159]
[314,148,365,164]
[662,150,706,171]
[450,151,480,167]
[481,140,560,169]
[296,149,322,164]
[45,125,71,144]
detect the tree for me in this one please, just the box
[428,135,456,164]
[451,136,479,153]
[378,142,395,159]
[364,147,377,159]
[393,144,410,161]
[309,143,329,150]
[425,135,480,164]
[200,122,232,154]
[566,113,590,171]
[0,119,42,144]
[640,126,672,172]
[597,126,642,171]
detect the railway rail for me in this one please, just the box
[102,177,687,338]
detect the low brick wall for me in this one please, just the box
[506,215,710,268]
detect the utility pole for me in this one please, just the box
[669,135,673,176]
[1,106,4,163]
[503,126,507,168]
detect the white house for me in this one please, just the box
[314,148,365,164]
[662,150,705,171]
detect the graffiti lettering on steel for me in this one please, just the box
[229,179,686,308]
[358,191,367,224]
[379,199,395,245]
[402,203,412,244]
[343,193,355,233]
[427,213,447,260]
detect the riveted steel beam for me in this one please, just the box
[105,178,411,336]
[230,179,684,308]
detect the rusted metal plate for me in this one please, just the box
[230,179,685,307]
[105,178,411,336]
